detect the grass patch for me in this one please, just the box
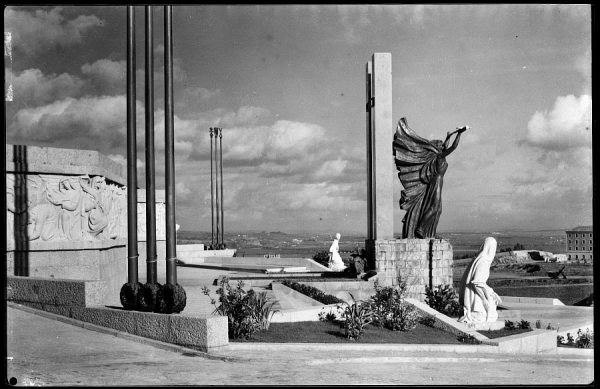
[232,320,465,344]
[478,328,533,339]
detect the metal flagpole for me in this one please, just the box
[210,128,214,248]
[164,5,177,287]
[126,5,139,286]
[215,128,220,247]
[219,128,224,247]
[144,5,157,285]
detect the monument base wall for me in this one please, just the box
[6,240,127,306]
[366,238,453,301]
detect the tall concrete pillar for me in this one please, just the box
[366,53,394,241]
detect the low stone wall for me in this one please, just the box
[366,238,453,301]
[6,276,229,351]
[6,242,127,306]
[6,276,107,307]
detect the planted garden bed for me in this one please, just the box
[232,320,465,344]
[478,328,533,339]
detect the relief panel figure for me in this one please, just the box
[7,173,127,245]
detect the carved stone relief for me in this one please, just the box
[7,173,127,247]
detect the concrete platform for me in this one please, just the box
[6,305,594,385]
[499,300,594,338]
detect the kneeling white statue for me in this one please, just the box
[458,236,502,324]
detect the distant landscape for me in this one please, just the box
[177,229,568,259]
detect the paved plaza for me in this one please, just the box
[6,304,594,386]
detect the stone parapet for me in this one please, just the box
[7,144,126,185]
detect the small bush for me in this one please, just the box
[363,277,421,332]
[518,320,531,330]
[313,250,331,267]
[535,320,542,329]
[280,280,345,305]
[202,277,278,339]
[457,334,482,344]
[420,316,436,328]
[250,290,279,331]
[424,284,462,317]
[557,335,565,345]
[318,308,338,323]
[566,332,575,346]
[575,329,594,349]
[341,298,373,341]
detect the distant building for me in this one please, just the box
[566,226,593,262]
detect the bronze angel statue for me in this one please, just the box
[393,117,468,239]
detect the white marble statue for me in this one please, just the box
[328,233,346,272]
[458,236,502,324]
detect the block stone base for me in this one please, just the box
[366,238,453,302]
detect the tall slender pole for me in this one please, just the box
[164,5,177,286]
[215,128,220,247]
[219,128,224,247]
[209,128,214,248]
[126,6,139,285]
[145,5,157,284]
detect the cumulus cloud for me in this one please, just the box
[5,7,103,56]
[312,159,348,181]
[525,94,592,151]
[8,95,127,151]
[181,86,221,104]
[9,68,86,107]
[175,182,192,198]
[107,154,145,169]
[81,59,126,94]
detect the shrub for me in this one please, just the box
[313,250,331,267]
[557,335,565,345]
[250,290,279,331]
[202,277,278,339]
[457,334,482,344]
[575,329,594,349]
[518,320,531,330]
[424,284,462,317]
[504,320,516,330]
[318,308,339,323]
[535,320,542,329]
[420,315,436,328]
[280,280,345,305]
[340,296,373,340]
[363,278,421,331]
[566,332,575,346]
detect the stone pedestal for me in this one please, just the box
[366,238,453,301]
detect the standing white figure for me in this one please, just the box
[328,233,346,272]
[458,236,502,324]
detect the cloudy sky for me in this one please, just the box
[4,5,592,234]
